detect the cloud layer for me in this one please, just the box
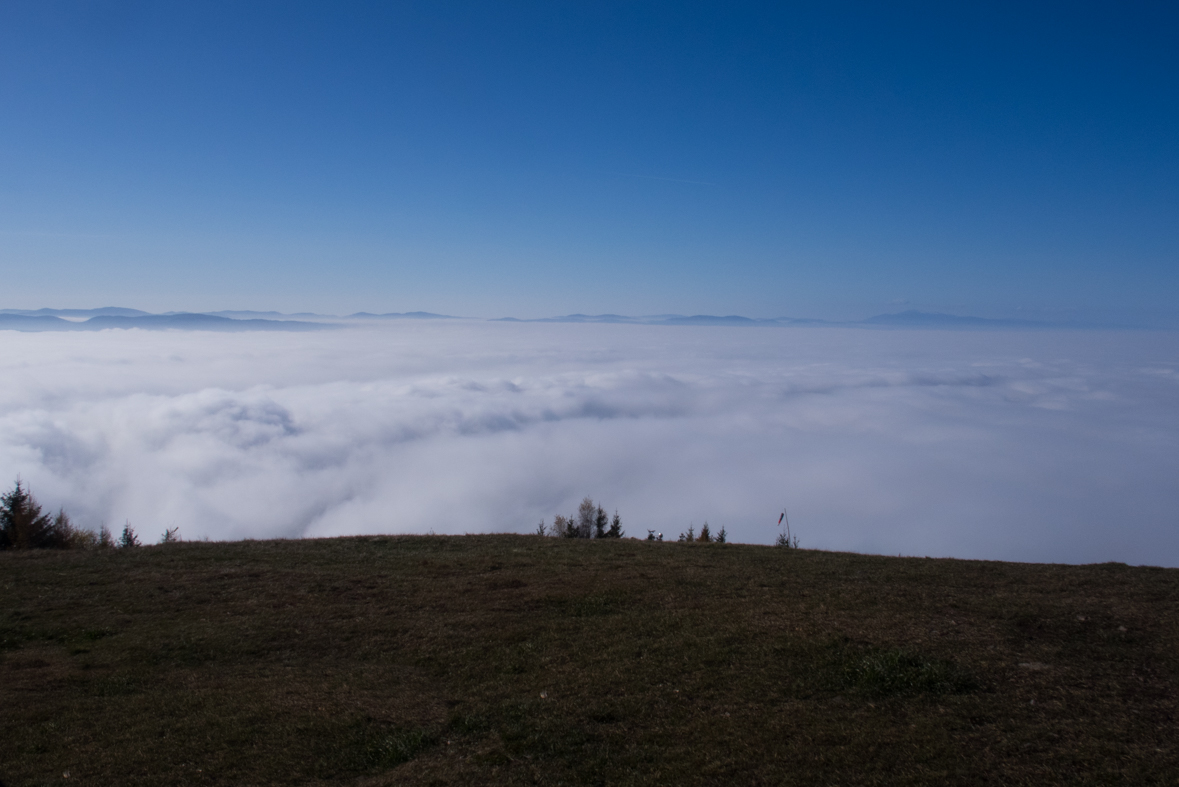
[2,322,1177,565]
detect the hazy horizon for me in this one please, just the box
[0,304,1169,330]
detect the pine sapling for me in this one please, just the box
[608,511,623,538]
[594,506,608,539]
[119,522,140,549]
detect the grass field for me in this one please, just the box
[2,535,1177,785]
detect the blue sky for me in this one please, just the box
[2,2,1177,322]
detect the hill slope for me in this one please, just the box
[2,536,1177,785]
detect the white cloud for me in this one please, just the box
[1,322,1177,565]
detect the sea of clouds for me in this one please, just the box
[1,320,1176,566]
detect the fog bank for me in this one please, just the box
[2,321,1176,565]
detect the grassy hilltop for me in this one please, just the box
[2,535,1177,786]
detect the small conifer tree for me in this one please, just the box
[775,532,799,549]
[698,522,712,542]
[119,522,140,549]
[607,511,623,538]
[553,513,581,538]
[594,506,608,539]
[47,509,80,549]
[0,479,53,549]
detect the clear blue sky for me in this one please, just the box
[2,2,1176,322]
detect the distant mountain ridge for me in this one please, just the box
[0,312,326,332]
[0,307,1144,332]
[204,310,328,320]
[493,314,829,326]
[495,310,1125,329]
[0,307,463,332]
[0,307,152,318]
[861,310,1050,328]
[347,311,456,320]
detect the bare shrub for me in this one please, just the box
[576,498,596,539]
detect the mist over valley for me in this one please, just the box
[2,319,1175,566]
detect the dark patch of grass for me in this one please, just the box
[547,588,631,617]
[83,673,144,697]
[317,719,440,773]
[833,643,980,697]
[81,627,114,641]
[1,536,1178,785]
[0,626,27,652]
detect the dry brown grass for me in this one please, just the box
[2,535,1177,785]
